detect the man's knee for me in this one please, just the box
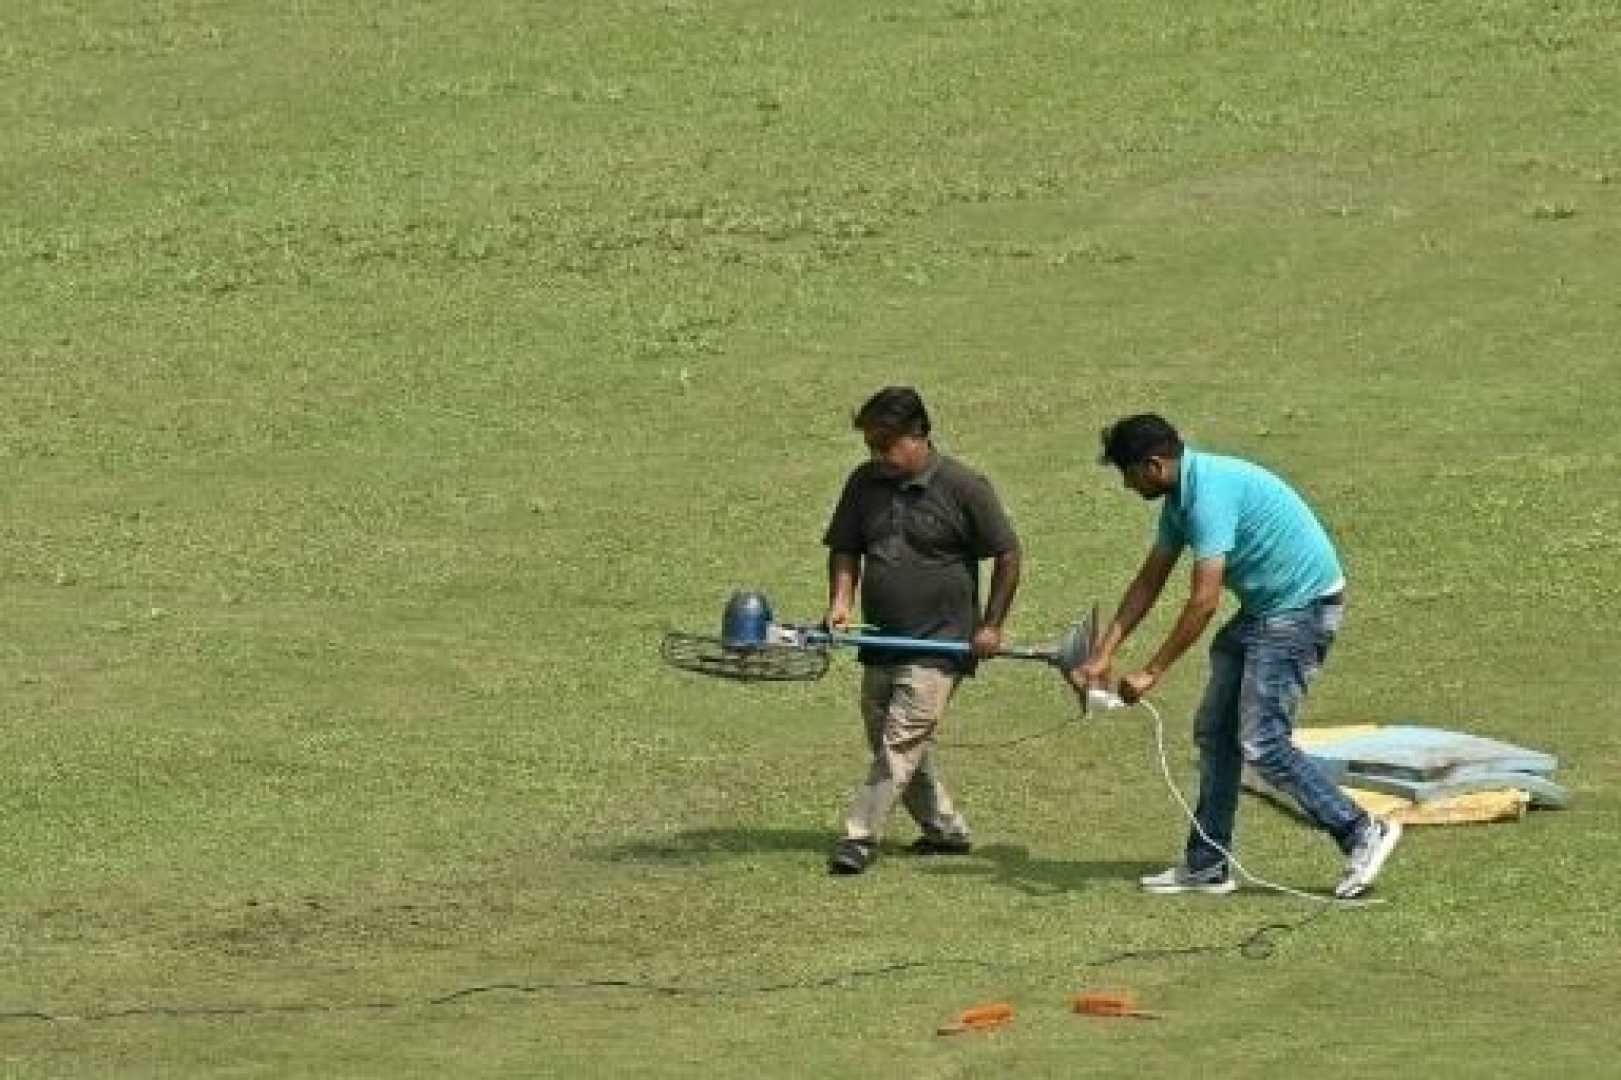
[1239,730,1300,776]
[882,714,936,759]
[1193,726,1228,757]
[1192,703,1238,754]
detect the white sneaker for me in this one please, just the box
[1139,864,1237,895]
[1335,818,1402,899]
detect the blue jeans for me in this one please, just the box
[1184,597,1367,873]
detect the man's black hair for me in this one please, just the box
[853,386,931,438]
[1099,414,1183,468]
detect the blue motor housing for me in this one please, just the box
[721,590,774,650]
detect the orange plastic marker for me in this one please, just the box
[1069,991,1158,1019]
[936,1002,1014,1035]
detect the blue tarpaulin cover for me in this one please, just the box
[1301,725,1569,809]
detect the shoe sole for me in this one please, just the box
[910,843,972,856]
[1335,821,1403,898]
[1141,880,1237,895]
[828,843,876,876]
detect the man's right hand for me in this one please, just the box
[1072,653,1112,690]
[1065,654,1112,705]
[824,603,854,631]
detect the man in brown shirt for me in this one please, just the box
[823,387,1022,875]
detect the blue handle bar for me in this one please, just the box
[810,629,970,654]
[798,628,1053,662]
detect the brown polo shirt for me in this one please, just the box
[823,451,1019,671]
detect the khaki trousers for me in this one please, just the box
[841,663,969,844]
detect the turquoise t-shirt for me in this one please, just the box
[1155,451,1344,616]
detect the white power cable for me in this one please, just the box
[1094,692,1383,908]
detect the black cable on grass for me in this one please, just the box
[0,906,1329,1024]
[1081,903,1332,965]
[939,719,1075,750]
[426,960,976,1005]
[431,906,1328,1007]
[0,1001,402,1022]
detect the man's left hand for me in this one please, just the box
[1118,669,1159,704]
[970,624,1003,659]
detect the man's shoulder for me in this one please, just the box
[1189,450,1244,475]
[1189,451,1275,495]
[841,460,886,488]
[932,454,996,490]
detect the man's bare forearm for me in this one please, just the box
[981,547,1021,629]
[1098,552,1175,659]
[827,551,860,609]
[1144,596,1219,677]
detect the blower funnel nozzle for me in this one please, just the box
[720,590,775,650]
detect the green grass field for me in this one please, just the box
[3,1,1618,1075]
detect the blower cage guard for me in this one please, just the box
[660,631,831,683]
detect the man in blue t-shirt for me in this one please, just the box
[1071,414,1401,899]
